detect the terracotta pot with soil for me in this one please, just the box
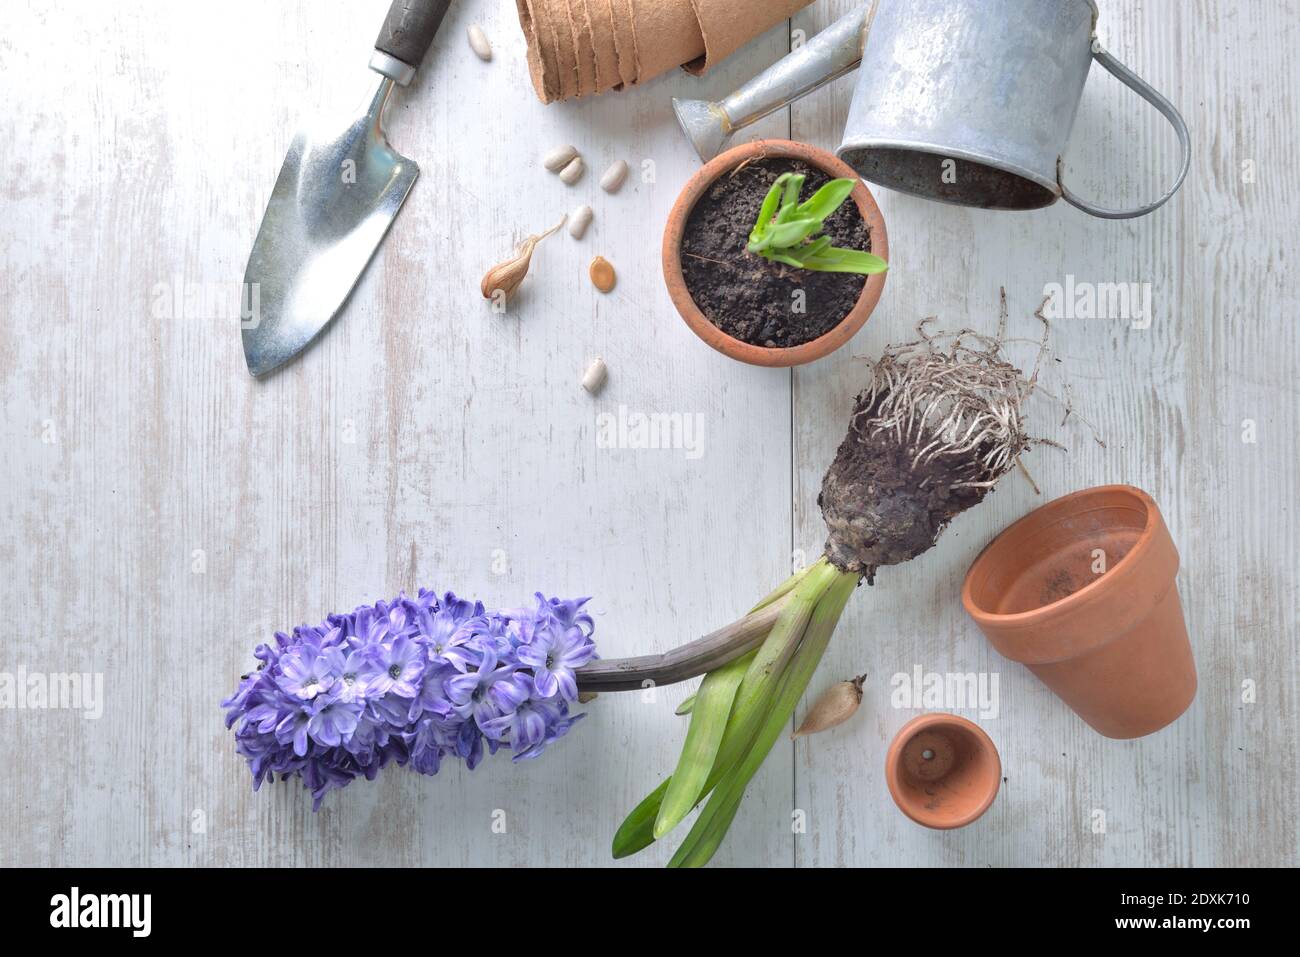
[885,713,1001,829]
[962,485,1196,739]
[663,140,888,367]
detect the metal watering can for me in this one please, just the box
[674,0,1190,219]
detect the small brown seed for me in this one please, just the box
[589,256,616,293]
[791,674,866,738]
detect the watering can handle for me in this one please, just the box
[1058,41,1191,220]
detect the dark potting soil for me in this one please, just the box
[680,158,873,349]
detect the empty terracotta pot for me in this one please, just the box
[662,139,888,367]
[962,485,1196,739]
[885,713,1001,829]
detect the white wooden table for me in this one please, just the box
[1,0,1296,867]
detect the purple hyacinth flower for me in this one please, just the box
[349,605,394,650]
[221,671,266,727]
[414,599,483,672]
[224,589,598,809]
[407,663,455,722]
[365,636,425,698]
[293,623,341,652]
[543,594,594,634]
[243,700,284,735]
[514,710,585,762]
[275,649,336,700]
[516,621,596,702]
[407,715,455,775]
[456,721,484,770]
[445,646,530,726]
[482,696,563,751]
[307,696,362,748]
[322,646,376,704]
[344,710,391,761]
[274,705,313,757]
[382,601,409,636]
[486,614,525,651]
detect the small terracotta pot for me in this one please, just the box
[885,714,1001,829]
[662,139,889,367]
[962,485,1196,739]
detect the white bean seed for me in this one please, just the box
[467,25,492,61]
[582,357,608,394]
[568,205,594,239]
[543,145,579,172]
[559,156,586,185]
[600,159,629,193]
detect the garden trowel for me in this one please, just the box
[241,0,452,376]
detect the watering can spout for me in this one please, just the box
[674,4,871,163]
[672,98,734,166]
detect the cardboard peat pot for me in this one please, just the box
[662,139,888,367]
[885,714,1001,829]
[962,485,1197,739]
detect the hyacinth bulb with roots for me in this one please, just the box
[613,317,1053,867]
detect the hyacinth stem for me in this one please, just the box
[574,596,789,692]
[668,570,858,868]
[576,557,827,693]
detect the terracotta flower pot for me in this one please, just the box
[885,713,1001,829]
[662,139,888,367]
[962,485,1196,739]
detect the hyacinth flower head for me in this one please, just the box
[223,589,596,809]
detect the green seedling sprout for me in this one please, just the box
[746,173,888,275]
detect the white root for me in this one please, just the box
[848,314,1051,490]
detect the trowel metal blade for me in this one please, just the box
[241,76,417,377]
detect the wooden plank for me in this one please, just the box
[789,0,1298,867]
[0,0,793,867]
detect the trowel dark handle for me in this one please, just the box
[373,0,452,83]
